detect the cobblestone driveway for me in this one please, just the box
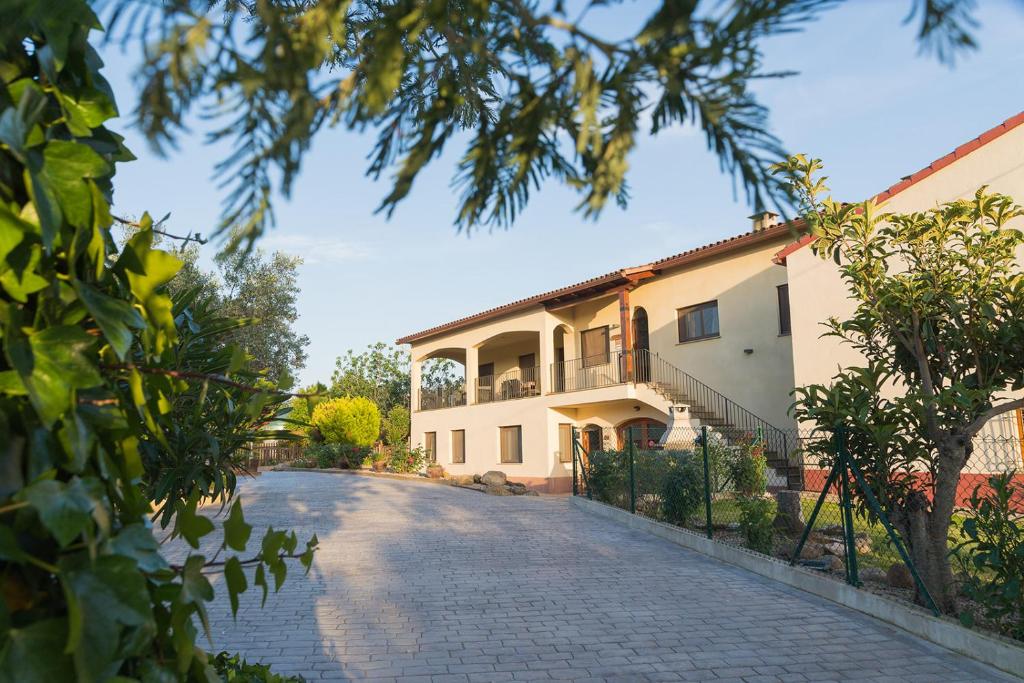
[198,472,1016,682]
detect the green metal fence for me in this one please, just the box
[572,421,1024,623]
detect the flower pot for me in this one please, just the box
[371,460,388,472]
[426,464,444,479]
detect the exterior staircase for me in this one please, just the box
[631,350,802,490]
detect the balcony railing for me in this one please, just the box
[476,365,541,403]
[550,351,630,393]
[418,386,466,411]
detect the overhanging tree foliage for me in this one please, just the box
[0,6,316,681]
[95,0,987,248]
[779,155,1024,613]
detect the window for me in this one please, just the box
[451,430,465,464]
[581,326,609,367]
[677,301,719,342]
[424,432,436,463]
[499,426,523,464]
[777,284,791,335]
[558,424,573,463]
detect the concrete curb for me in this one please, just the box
[571,496,1024,679]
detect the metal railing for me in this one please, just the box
[549,350,629,393]
[475,365,541,403]
[636,349,790,464]
[418,386,467,411]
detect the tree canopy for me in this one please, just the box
[331,342,411,414]
[779,155,1024,612]
[96,0,987,249]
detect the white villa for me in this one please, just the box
[397,111,1024,493]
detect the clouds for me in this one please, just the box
[259,233,372,265]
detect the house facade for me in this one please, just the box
[397,111,1024,493]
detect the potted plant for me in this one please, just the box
[371,451,389,472]
[426,462,444,479]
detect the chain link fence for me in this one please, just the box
[572,419,1024,637]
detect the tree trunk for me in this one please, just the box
[893,441,967,614]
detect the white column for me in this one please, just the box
[465,345,478,404]
[410,357,422,411]
[538,325,551,395]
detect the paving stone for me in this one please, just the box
[167,472,1018,683]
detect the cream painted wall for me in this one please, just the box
[788,124,1024,394]
[407,230,799,483]
[630,239,796,428]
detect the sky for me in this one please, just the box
[98,1,1024,387]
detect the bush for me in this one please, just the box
[661,457,704,526]
[383,405,411,445]
[389,446,426,473]
[587,450,628,506]
[955,473,1024,640]
[311,397,381,447]
[211,651,305,682]
[305,443,371,469]
[738,496,776,554]
[730,442,767,497]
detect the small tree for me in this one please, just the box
[383,405,411,446]
[312,397,381,447]
[287,382,329,437]
[778,156,1024,612]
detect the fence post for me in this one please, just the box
[628,426,636,515]
[836,427,860,587]
[572,426,579,497]
[701,425,713,539]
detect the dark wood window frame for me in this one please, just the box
[777,284,792,336]
[677,300,720,343]
[499,425,523,464]
[557,423,573,463]
[451,429,465,464]
[581,325,610,367]
[424,431,437,463]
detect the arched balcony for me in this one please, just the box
[415,348,467,411]
[474,331,542,403]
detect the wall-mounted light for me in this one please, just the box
[743,348,754,355]
[633,405,641,412]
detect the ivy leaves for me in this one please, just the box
[1,5,317,681]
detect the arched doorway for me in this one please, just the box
[581,423,604,455]
[553,325,568,392]
[617,418,666,450]
[632,307,650,381]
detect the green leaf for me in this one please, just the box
[224,556,247,617]
[108,524,169,573]
[26,140,111,247]
[0,525,27,563]
[0,618,74,683]
[6,325,102,426]
[20,477,98,547]
[178,555,213,606]
[253,562,268,607]
[175,501,214,549]
[222,499,251,552]
[74,282,145,360]
[62,555,156,681]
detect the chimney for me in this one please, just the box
[749,211,779,232]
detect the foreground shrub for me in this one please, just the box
[312,397,381,447]
[730,441,767,497]
[588,450,627,506]
[211,651,305,682]
[389,446,426,473]
[955,473,1024,640]
[738,496,776,554]
[661,457,704,526]
[306,443,371,469]
[383,405,411,445]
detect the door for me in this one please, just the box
[554,346,565,392]
[617,418,666,450]
[632,307,650,382]
[477,362,494,402]
[518,353,537,396]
